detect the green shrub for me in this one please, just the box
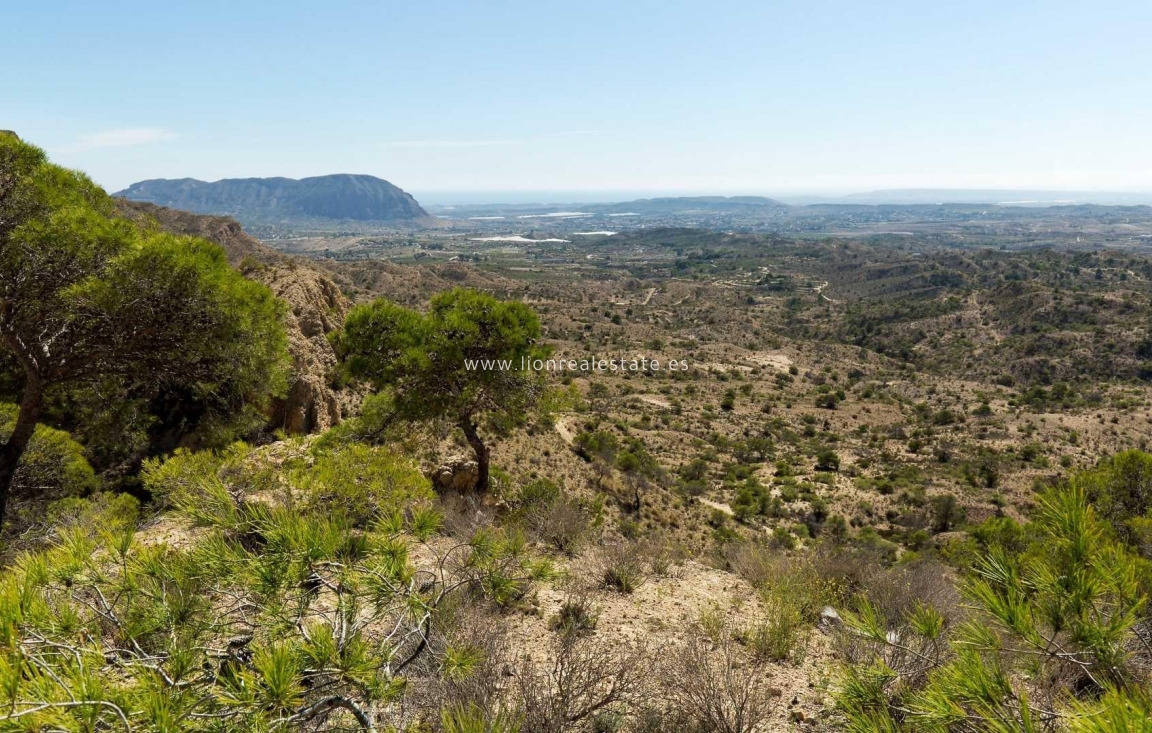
[769,526,796,549]
[825,515,849,543]
[815,449,841,472]
[854,527,898,565]
[45,492,139,537]
[837,475,1152,730]
[601,544,646,593]
[815,392,840,409]
[1073,449,1152,548]
[720,389,736,411]
[0,450,550,733]
[515,478,562,514]
[0,403,98,502]
[299,443,434,527]
[745,592,809,664]
[141,444,232,511]
[550,595,599,636]
[929,493,966,533]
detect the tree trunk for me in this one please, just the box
[0,378,43,531]
[459,417,490,493]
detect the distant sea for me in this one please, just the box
[412,188,1152,207]
[410,190,719,206]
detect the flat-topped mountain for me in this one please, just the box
[116,174,430,225]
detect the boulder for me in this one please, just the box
[429,456,479,492]
[819,606,841,627]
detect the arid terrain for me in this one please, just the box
[129,208,1152,729]
[5,168,1152,731]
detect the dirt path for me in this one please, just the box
[554,416,575,445]
[637,394,670,408]
[813,280,838,303]
[744,352,793,372]
[699,497,734,516]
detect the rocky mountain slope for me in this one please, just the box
[116,200,284,264]
[117,173,431,226]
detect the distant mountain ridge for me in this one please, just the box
[781,188,1152,207]
[426,195,791,218]
[116,174,430,225]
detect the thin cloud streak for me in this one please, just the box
[379,139,523,148]
[53,128,178,153]
[377,130,611,149]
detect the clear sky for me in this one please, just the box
[3,0,1151,197]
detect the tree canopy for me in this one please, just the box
[836,470,1152,730]
[0,134,290,529]
[1073,449,1152,552]
[333,287,549,492]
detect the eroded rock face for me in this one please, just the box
[253,265,350,433]
[429,456,479,492]
[116,200,351,434]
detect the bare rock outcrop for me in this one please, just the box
[429,456,479,492]
[252,264,350,433]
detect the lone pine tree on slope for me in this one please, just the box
[333,287,549,493]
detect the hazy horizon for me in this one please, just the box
[410,188,1152,207]
[110,180,1152,208]
[111,181,1152,208]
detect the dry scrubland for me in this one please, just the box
[5,186,1152,731]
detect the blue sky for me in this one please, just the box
[4,0,1151,197]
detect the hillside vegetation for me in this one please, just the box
[2,138,1152,731]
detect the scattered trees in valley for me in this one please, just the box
[5,134,1152,731]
